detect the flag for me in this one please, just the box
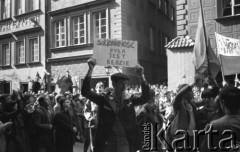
[192,7,220,78]
[215,33,240,76]
[36,72,41,79]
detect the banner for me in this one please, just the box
[93,39,138,67]
[215,32,240,56]
[220,55,240,76]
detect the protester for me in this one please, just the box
[201,86,240,151]
[81,57,150,152]
[83,81,104,152]
[32,95,55,152]
[0,121,12,152]
[73,97,85,142]
[54,97,77,152]
[136,89,158,152]
[165,84,197,151]
[32,74,41,94]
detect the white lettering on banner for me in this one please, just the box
[93,39,138,67]
[215,32,240,56]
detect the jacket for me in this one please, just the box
[81,76,150,152]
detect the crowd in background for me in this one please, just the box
[0,76,240,152]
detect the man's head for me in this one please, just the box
[111,73,129,94]
[37,95,50,109]
[59,97,71,111]
[95,81,105,94]
[201,89,215,108]
[219,86,240,114]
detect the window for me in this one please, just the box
[29,38,39,62]
[16,0,39,15]
[158,32,162,53]
[16,0,26,15]
[171,6,175,22]
[2,43,10,66]
[163,35,169,55]
[158,0,162,10]
[0,0,11,20]
[72,14,86,45]
[54,19,66,47]
[150,27,155,51]
[16,41,25,64]
[28,0,39,12]
[93,10,107,39]
[222,0,240,16]
[164,0,169,15]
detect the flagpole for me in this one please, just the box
[199,0,211,78]
[235,74,238,87]
[219,55,225,82]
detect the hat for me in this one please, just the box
[111,73,129,82]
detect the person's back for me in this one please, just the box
[201,87,240,152]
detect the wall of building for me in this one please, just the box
[47,0,122,91]
[177,0,240,49]
[167,47,195,91]
[0,0,46,92]
[121,0,177,84]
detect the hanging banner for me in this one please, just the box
[93,38,138,67]
[215,32,240,56]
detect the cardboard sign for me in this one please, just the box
[93,38,138,67]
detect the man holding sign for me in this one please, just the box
[81,58,150,152]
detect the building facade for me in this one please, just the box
[171,0,240,85]
[47,0,176,93]
[0,0,47,93]
[177,0,240,50]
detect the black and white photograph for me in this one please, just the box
[0,0,240,152]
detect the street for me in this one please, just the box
[74,142,91,152]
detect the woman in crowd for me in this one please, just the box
[54,97,77,152]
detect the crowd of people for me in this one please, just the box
[1,58,240,152]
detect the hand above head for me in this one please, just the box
[73,127,77,133]
[135,64,144,77]
[135,64,146,83]
[87,58,96,70]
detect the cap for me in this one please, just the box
[111,73,129,82]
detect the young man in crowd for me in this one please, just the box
[201,86,240,152]
[81,58,150,152]
[83,81,105,152]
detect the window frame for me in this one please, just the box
[2,42,11,66]
[170,6,175,22]
[0,0,11,20]
[53,18,67,48]
[28,0,40,12]
[164,0,169,16]
[15,39,26,64]
[15,0,40,16]
[28,36,40,63]
[149,27,155,51]
[90,8,109,42]
[219,0,240,17]
[158,0,162,10]
[71,13,87,46]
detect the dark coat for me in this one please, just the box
[54,110,75,152]
[81,76,150,152]
[32,106,54,151]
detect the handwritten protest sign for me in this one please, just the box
[215,32,240,56]
[93,38,138,67]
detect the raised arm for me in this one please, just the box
[81,58,105,106]
[132,65,151,106]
